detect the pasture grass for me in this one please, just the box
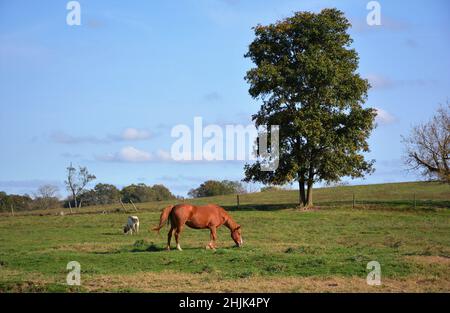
[0,181,449,292]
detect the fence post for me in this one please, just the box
[414,193,416,210]
[352,193,355,209]
[10,204,14,217]
[237,194,240,209]
[119,198,128,213]
[129,200,138,212]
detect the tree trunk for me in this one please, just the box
[306,181,313,208]
[73,194,78,209]
[298,179,306,206]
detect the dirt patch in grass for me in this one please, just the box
[405,255,450,265]
[297,206,321,212]
[82,271,450,292]
[48,243,120,253]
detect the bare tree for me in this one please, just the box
[403,102,449,183]
[34,185,60,210]
[65,163,96,208]
[36,185,59,199]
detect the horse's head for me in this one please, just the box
[231,225,243,247]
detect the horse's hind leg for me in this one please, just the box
[167,226,175,251]
[175,225,184,251]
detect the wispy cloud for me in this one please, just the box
[50,131,108,144]
[367,74,438,90]
[375,108,396,125]
[0,179,63,195]
[61,152,82,159]
[96,147,171,163]
[350,16,411,33]
[102,11,152,33]
[108,128,152,141]
[367,74,395,90]
[51,128,153,145]
[203,91,222,102]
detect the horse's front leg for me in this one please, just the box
[207,226,217,250]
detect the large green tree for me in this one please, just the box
[188,180,244,198]
[243,9,376,207]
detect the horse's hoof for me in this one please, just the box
[166,246,170,251]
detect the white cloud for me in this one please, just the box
[51,128,152,144]
[116,146,152,162]
[155,149,172,161]
[97,147,172,163]
[120,128,151,141]
[375,108,396,125]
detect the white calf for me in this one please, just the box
[123,215,140,235]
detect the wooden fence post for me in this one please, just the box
[237,194,240,209]
[119,198,128,213]
[10,204,14,217]
[129,200,138,212]
[352,193,355,209]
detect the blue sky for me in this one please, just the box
[0,0,449,197]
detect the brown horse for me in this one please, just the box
[153,203,243,251]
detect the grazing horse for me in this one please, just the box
[153,204,243,251]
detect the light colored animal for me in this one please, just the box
[123,215,140,235]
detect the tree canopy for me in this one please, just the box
[243,9,376,207]
[188,180,245,198]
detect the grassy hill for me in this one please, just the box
[0,181,448,292]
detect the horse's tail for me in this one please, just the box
[152,205,175,234]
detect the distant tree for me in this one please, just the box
[76,189,96,207]
[36,185,59,199]
[121,183,175,203]
[92,183,121,204]
[33,184,60,210]
[151,184,176,201]
[0,192,33,212]
[188,180,244,198]
[121,184,155,203]
[402,103,449,183]
[64,163,96,208]
[243,9,375,207]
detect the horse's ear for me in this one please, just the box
[235,225,241,230]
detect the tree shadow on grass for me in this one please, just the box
[223,203,299,211]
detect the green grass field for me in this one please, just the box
[0,181,449,292]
